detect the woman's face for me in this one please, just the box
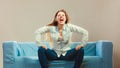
[56,11,66,25]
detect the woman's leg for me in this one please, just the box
[38,47,58,68]
[74,48,84,68]
[63,48,84,68]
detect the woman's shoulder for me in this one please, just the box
[45,25,57,32]
[39,25,55,29]
[66,23,77,28]
[66,23,85,30]
[67,23,83,28]
[47,25,56,29]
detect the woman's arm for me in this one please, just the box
[68,23,88,47]
[34,26,49,47]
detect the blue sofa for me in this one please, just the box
[2,40,113,68]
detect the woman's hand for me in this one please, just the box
[41,45,48,50]
[75,45,83,50]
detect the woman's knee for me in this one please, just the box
[38,47,46,53]
[78,47,84,53]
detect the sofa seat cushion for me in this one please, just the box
[14,56,103,68]
[82,56,103,68]
[15,56,40,68]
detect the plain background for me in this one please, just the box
[0,0,120,68]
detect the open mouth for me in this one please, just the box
[60,19,64,21]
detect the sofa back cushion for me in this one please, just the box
[17,42,38,56]
[70,42,96,56]
[17,42,96,56]
[84,42,96,56]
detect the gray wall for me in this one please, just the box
[0,0,120,68]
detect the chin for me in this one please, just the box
[59,23,65,25]
[58,22,65,25]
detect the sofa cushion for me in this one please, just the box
[82,56,103,68]
[17,42,96,56]
[14,56,102,68]
[15,56,40,68]
[84,42,96,56]
[17,42,38,56]
[70,42,96,56]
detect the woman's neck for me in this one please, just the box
[58,24,64,30]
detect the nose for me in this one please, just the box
[60,16,63,18]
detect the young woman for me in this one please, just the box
[35,9,88,68]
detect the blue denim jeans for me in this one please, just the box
[38,47,84,68]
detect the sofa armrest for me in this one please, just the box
[2,41,18,64]
[96,40,113,68]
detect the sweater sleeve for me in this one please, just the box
[68,24,88,47]
[34,26,49,46]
